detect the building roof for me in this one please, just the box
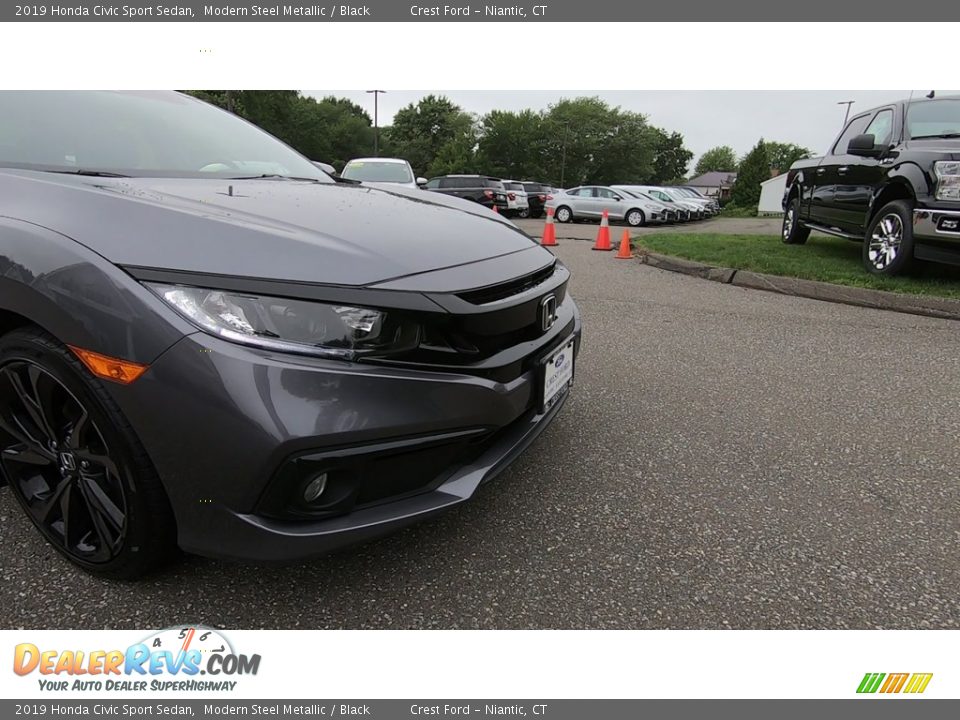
[686,171,737,187]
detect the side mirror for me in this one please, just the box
[312,161,336,175]
[417,177,428,187]
[612,196,621,201]
[847,134,880,157]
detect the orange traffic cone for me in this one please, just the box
[615,229,633,259]
[541,207,558,247]
[592,209,612,251]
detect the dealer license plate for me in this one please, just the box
[542,337,575,410]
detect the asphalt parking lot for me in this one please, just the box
[514,215,790,240]
[2,240,960,630]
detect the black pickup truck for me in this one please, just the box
[782,95,960,275]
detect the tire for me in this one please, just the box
[555,206,573,223]
[863,199,915,276]
[0,326,177,579]
[782,197,810,245]
[625,208,645,227]
[518,208,530,219]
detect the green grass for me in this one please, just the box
[636,233,960,300]
[719,205,757,218]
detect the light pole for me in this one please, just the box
[559,121,571,188]
[366,90,386,157]
[837,100,855,126]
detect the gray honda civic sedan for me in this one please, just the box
[0,91,580,578]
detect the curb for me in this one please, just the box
[639,251,960,322]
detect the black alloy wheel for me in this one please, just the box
[0,327,176,578]
[0,359,128,563]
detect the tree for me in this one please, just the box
[183,91,374,169]
[765,141,812,174]
[476,109,548,180]
[182,91,299,140]
[650,129,693,184]
[694,145,738,176]
[285,95,374,169]
[729,139,769,209]
[387,95,477,177]
[541,97,656,186]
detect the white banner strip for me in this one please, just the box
[2,630,954,699]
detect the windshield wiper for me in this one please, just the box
[229,173,359,185]
[911,133,960,140]
[48,169,131,178]
[229,174,325,182]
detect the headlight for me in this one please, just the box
[147,283,418,359]
[934,161,960,201]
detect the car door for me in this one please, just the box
[595,187,625,219]
[566,187,593,217]
[437,176,457,198]
[814,112,873,227]
[832,107,895,233]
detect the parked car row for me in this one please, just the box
[422,175,555,219]
[327,161,556,220]
[326,157,715,228]
[545,184,719,227]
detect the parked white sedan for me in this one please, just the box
[340,157,426,189]
[545,185,662,226]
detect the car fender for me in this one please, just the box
[0,216,193,364]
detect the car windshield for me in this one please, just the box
[341,160,414,183]
[907,99,960,139]
[0,90,330,180]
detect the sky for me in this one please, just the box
[302,89,954,172]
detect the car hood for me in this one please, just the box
[0,170,545,287]
[634,198,668,211]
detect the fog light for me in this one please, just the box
[302,473,328,503]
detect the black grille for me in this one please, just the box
[456,263,556,305]
[368,315,575,384]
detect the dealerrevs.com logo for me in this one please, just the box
[13,626,261,693]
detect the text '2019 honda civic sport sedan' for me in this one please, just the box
[0,91,581,578]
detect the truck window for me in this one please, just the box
[865,109,894,147]
[832,114,872,155]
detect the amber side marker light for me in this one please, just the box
[68,346,149,385]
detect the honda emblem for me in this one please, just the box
[540,294,557,332]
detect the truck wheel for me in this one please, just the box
[782,198,810,244]
[863,200,914,276]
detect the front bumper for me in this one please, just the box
[914,206,960,241]
[108,303,581,562]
